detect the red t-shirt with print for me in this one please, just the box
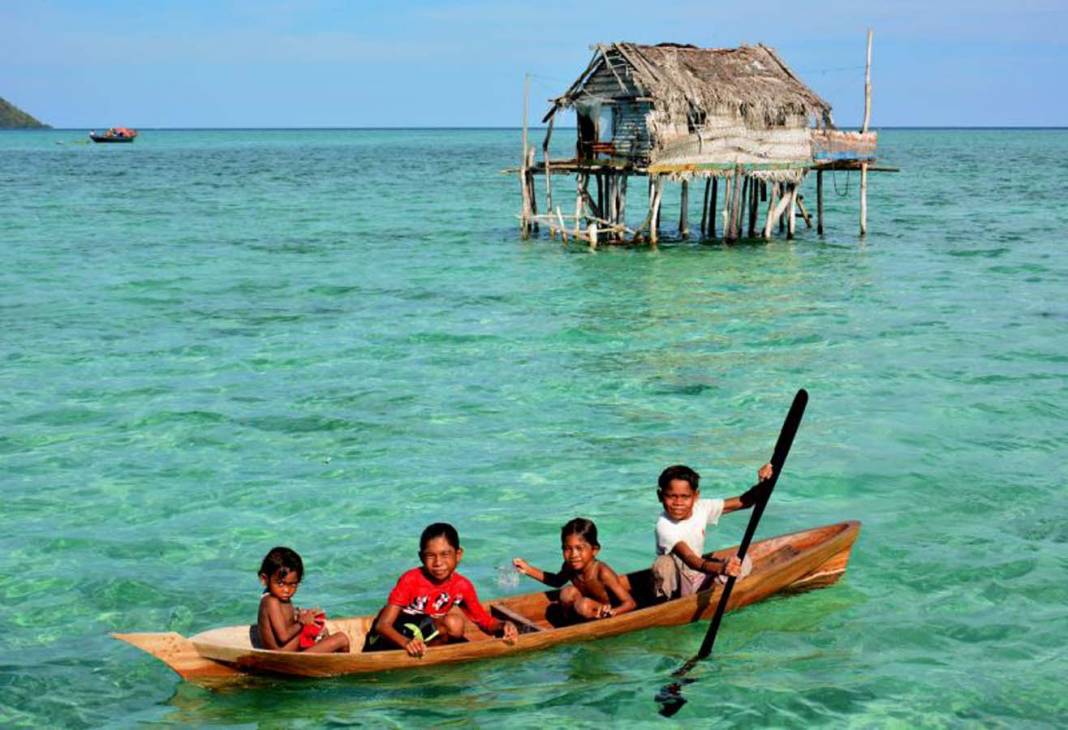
[387,567,496,632]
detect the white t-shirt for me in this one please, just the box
[655,498,725,583]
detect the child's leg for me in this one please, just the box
[652,554,680,600]
[432,606,467,643]
[301,631,350,654]
[559,586,602,620]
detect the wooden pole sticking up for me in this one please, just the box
[860,28,872,237]
[700,178,711,238]
[816,170,824,235]
[679,180,690,239]
[543,114,555,213]
[519,73,531,238]
[787,184,798,239]
[710,177,718,240]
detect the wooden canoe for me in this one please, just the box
[114,520,859,685]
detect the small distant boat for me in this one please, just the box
[114,521,860,685]
[89,127,137,143]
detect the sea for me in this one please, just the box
[1,128,1065,728]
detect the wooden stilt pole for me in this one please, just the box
[748,176,759,237]
[721,173,732,240]
[710,176,718,239]
[739,176,749,240]
[527,146,538,232]
[787,183,797,239]
[796,193,813,229]
[520,73,531,238]
[574,173,584,237]
[700,178,711,238]
[816,170,824,235]
[680,180,690,239]
[650,177,663,245]
[543,114,555,214]
[619,175,627,230]
[861,28,873,237]
[728,168,743,242]
[762,182,779,239]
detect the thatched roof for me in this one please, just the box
[552,42,833,128]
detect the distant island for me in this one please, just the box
[0,97,50,128]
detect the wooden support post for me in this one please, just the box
[543,114,555,213]
[861,28,872,236]
[556,206,569,243]
[739,176,749,239]
[520,73,530,238]
[700,178,711,238]
[787,183,797,239]
[618,174,627,229]
[649,177,663,245]
[527,146,538,232]
[860,164,868,236]
[728,169,743,242]
[721,174,732,240]
[710,176,718,239]
[762,183,779,239]
[680,180,690,239]
[816,170,824,235]
[574,173,584,236]
[796,194,813,229]
[748,177,759,237]
[588,222,598,249]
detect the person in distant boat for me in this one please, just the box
[365,523,518,657]
[256,546,350,653]
[651,463,773,600]
[513,517,637,620]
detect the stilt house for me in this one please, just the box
[517,40,884,245]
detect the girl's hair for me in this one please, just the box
[420,522,460,553]
[561,517,600,548]
[259,546,304,581]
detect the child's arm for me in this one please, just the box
[597,564,637,618]
[258,599,311,651]
[512,558,569,587]
[669,541,742,579]
[723,463,774,514]
[374,604,428,657]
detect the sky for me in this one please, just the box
[2,0,1065,128]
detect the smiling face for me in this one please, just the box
[420,535,463,582]
[561,534,600,573]
[261,569,301,603]
[659,478,698,521]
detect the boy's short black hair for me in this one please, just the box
[420,522,460,553]
[658,464,700,492]
[561,517,600,548]
[259,546,304,581]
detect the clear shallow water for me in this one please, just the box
[1,128,1066,727]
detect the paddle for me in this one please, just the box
[655,388,809,717]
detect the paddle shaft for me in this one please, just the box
[688,389,809,667]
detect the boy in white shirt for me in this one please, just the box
[652,462,773,600]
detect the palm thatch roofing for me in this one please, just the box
[550,42,834,128]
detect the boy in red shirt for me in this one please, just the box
[366,523,518,656]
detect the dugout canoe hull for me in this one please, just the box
[114,520,860,684]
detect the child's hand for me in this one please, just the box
[758,463,774,481]
[721,556,742,577]
[512,558,531,575]
[597,604,614,619]
[297,608,321,625]
[405,638,427,658]
[500,621,518,643]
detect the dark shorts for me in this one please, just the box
[363,613,438,652]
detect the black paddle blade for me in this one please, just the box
[655,678,695,717]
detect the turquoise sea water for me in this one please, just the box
[1,128,1066,727]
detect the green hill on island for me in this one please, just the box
[1,97,50,128]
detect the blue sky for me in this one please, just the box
[2,0,1064,128]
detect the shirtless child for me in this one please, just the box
[514,518,636,620]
